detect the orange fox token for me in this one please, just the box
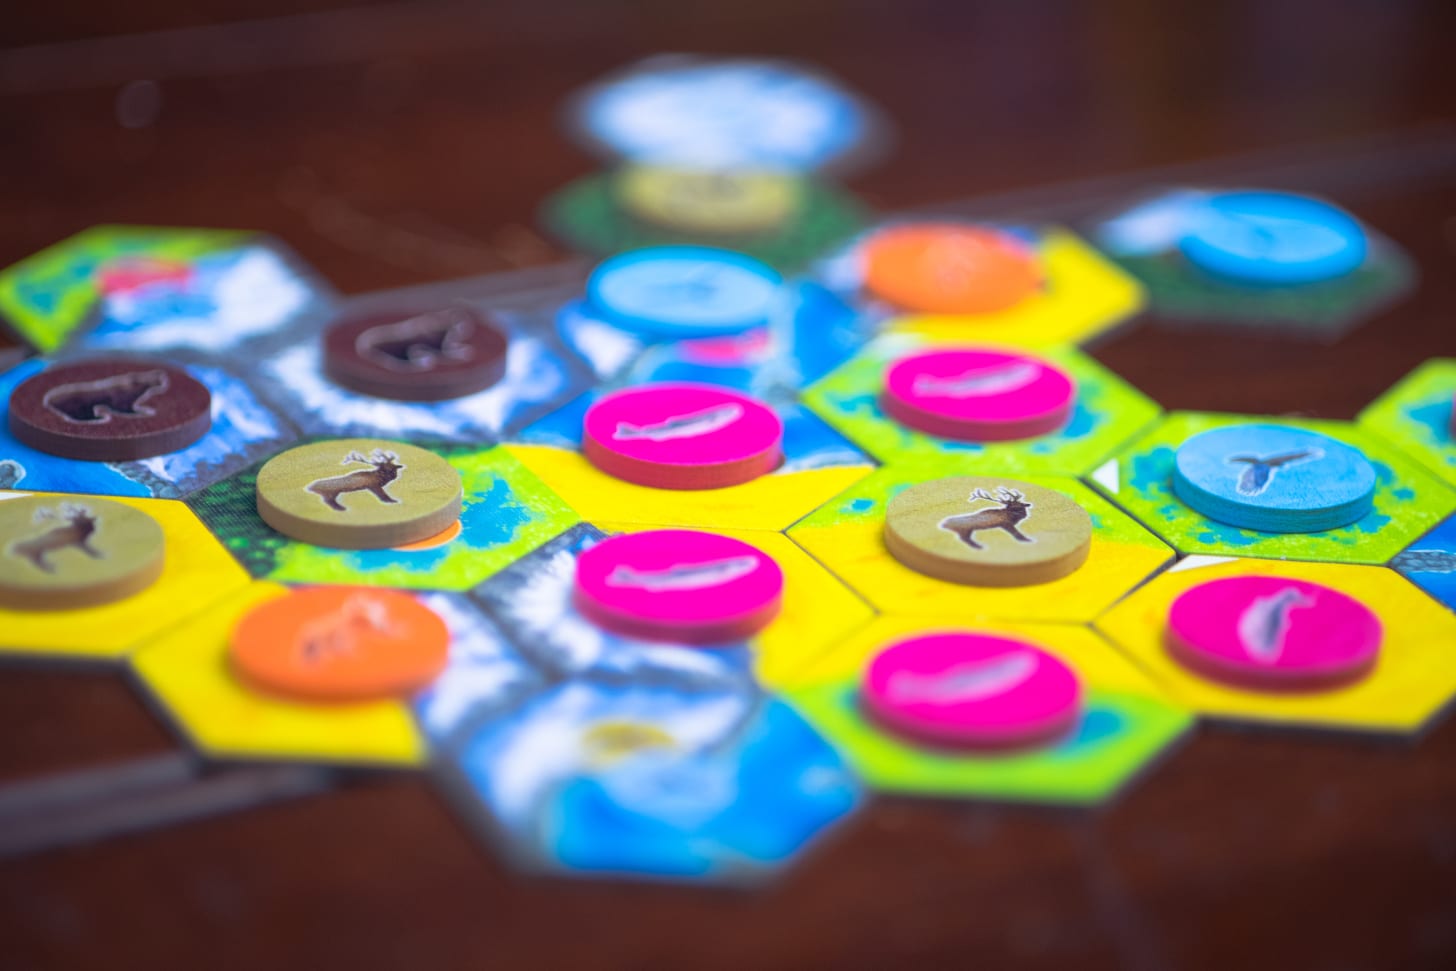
[229,586,450,702]
[862,224,1042,315]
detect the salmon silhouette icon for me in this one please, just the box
[604,555,760,592]
[1227,448,1324,497]
[911,361,1042,399]
[612,403,744,443]
[885,652,1038,705]
[1235,587,1317,663]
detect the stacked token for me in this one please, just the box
[255,439,462,549]
[8,358,211,461]
[1166,576,1382,691]
[586,246,782,339]
[861,223,1042,315]
[322,305,508,402]
[861,632,1082,750]
[1178,190,1368,287]
[884,476,1092,587]
[230,586,450,701]
[881,347,1076,442]
[0,495,165,610]
[573,529,783,644]
[583,383,783,490]
[1172,424,1375,533]
[614,165,804,236]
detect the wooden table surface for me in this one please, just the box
[2,3,1455,968]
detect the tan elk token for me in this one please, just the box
[884,477,1092,587]
[0,495,165,609]
[255,439,462,550]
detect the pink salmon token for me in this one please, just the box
[573,530,784,644]
[861,632,1082,751]
[881,348,1076,442]
[1166,576,1382,691]
[582,382,783,490]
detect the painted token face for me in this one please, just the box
[861,224,1042,315]
[615,165,803,236]
[230,586,450,702]
[586,247,782,339]
[8,358,211,461]
[862,632,1082,750]
[884,477,1093,587]
[573,530,784,644]
[1166,576,1382,690]
[0,495,164,609]
[1172,424,1376,533]
[582,383,783,490]
[255,439,462,550]
[1178,191,1367,286]
[322,305,508,402]
[881,347,1076,442]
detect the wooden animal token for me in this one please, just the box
[322,304,509,402]
[573,529,783,644]
[0,495,165,609]
[229,586,450,702]
[861,631,1082,750]
[585,246,782,339]
[255,439,462,549]
[8,358,212,461]
[861,223,1042,314]
[1178,190,1368,286]
[1166,575,1382,690]
[1172,424,1376,533]
[881,347,1076,442]
[582,382,783,489]
[614,164,803,235]
[884,477,1092,587]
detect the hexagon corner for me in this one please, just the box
[1357,357,1456,489]
[1391,513,1456,614]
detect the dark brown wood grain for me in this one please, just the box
[2,3,1456,969]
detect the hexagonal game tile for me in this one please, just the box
[803,335,1160,474]
[507,397,873,531]
[1391,513,1456,613]
[1089,412,1456,565]
[782,616,1191,805]
[0,225,335,356]
[188,444,579,590]
[437,680,861,884]
[1095,557,1456,734]
[0,491,250,663]
[1358,358,1456,488]
[133,582,432,766]
[790,467,1173,624]
[815,226,1145,347]
[0,357,298,499]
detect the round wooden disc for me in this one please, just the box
[1178,190,1367,287]
[230,586,450,702]
[255,439,462,550]
[884,477,1092,587]
[585,246,782,339]
[881,347,1076,442]
[861,223,1042,315]
[582,383,783,490]
[322,304,509,402]
[861,631,1082,750]
[1166,575,1382,691]
[8,358,211,461]
[0,495,165,610]
[614,165,803,235]
[572,529,783,644]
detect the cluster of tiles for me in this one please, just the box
[3,59,1456,887]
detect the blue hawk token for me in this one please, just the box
[1178,191,1368,286]
[585,246,783,340]
[1172,424,1376,533]
[570,58,870,172]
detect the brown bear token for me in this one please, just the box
[8,358,211,461]
[884,477,1093,587]
[322,305,509,402]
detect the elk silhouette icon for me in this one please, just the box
[306,449,405,512]
[938,487,1035,550]
[8,504,102,573]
